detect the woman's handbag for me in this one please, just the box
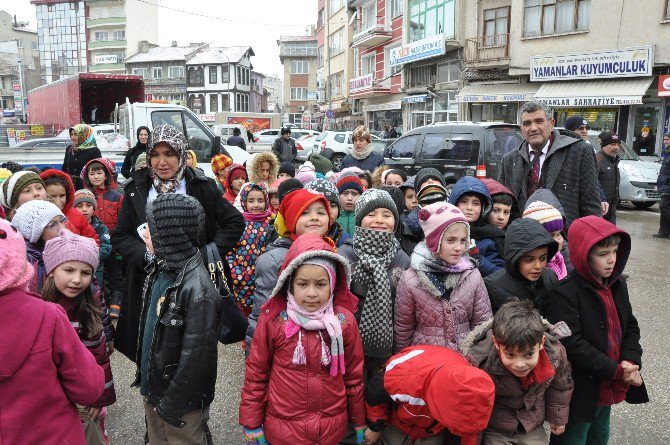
[205,243,248,344]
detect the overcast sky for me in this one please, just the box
[1,0,317,78]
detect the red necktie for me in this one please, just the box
[528,150,541,196]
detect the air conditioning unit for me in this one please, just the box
[297,106,305,112]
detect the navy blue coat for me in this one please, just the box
[657,150,670,194]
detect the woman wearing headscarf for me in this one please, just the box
[61,123,103,190]
[121,126,150,179]
[111,124,245,361]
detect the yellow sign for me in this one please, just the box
[30,125,45,136]
[17,130,26,142]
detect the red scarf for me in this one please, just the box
[518,348,555,389]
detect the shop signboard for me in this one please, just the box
[390,34,446,67]
[402,95,428,103]
[349,74,373,93]
[458,92,535,103]
[198,113,216,123]
[94,55,118,64]
[30,125,45,136]
[362,101,402,112]
[227,116,272,132]
[536,96,643,107]
[658,75,670,97]
[6,128,16,146]
[530,46,653,82]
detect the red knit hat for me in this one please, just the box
[277,188,331,240]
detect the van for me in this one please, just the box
[212,124,246,139]
[384,122,524,193]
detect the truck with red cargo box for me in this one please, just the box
[27,73,144,131]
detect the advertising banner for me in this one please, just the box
[390,34,446,67]
[227,116,272,132]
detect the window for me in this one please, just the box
[362,54,375,76]
[235,93,249,112]
[409,0,456,41]
[112,29,125,40]
[222,94,230,110]
[222,65,230,83]
[236,66,249,85]
[152,67,162,79]
[361,1,377,30]
[188,67,203,86]
[209,94,218,112]
[168,66,184,79]
[483,7,509,45]
[131,67,147,78]
[524,0,590,37]
[329,71,343,97]
[318,46,325,67]
[389,0,404,18]
[290,87,308,100]
[334,133,346,143]
[290,60,309,74]
[328,28,344,56]
[209,65,217,84]
[420,133,474,161]
[389,135,420,158]
[384,44,402,77]
[94,31,108,41]
[16,39,23,48]
[329,0,344,15]
[666,0,670,20]
[437,59,459,82]
[409,64,436,88]
[318,8,325,28]
[289,113,303,125]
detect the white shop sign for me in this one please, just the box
[530,46,653,82]
[362,101,402,112]
[459,93,535,103]
[536,96,643,107]
[389,34,446,67]
[349,74,373,93]
[94,55,118,64]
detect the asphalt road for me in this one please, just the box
[106,203,670,445]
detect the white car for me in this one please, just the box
[56,123,117,138]
[253,128,320,145]
[312,131,381,171]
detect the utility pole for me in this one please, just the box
[17,58,26,122]
[326,0,332,130]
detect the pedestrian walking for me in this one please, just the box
[227,127,247,151]
[596,132,622,224]
[653,133,670,238]
[271,127,297,163]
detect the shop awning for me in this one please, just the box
[533,78,653,107]
[457,83,540,103]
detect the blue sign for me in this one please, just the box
[3,110,16,117]
[326,109,335,119]
[403,95,428,104]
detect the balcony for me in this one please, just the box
[86,16,126,28]
[89,39,126,50]
[464,34,510,69]
[278,43,317,58]
[351,24,392,48]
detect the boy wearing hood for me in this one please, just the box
[484,218,558,313]
[545,216,648,445]
[525,189,574,273]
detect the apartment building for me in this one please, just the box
[278,35,318,128]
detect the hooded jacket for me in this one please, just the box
[544,215,648,423]
[448,176,493,224]
[240,235,364,445]
[224,163,247,204]
[0,288,105,445]
[394,243,491,352]
[461,319,574,436]
[481,178,519,217]
[40,169,100,246]
[525,188,573,272]
[484,219,558,313]
[81,158,124,232]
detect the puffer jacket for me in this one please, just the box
[394,242,491,352]
[134,253,224,427]
[461,319,574,435]
[484,218,558,314]
[657,147,670,194]
[240,235,365,445]
[81,158,124,232]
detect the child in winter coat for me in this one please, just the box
[338,189,411,379]
[247,151,279,186]
[336,173,365,236]
[0,170,48,219]
[484,218,559,314]
[461,299,574,444]
[526,188,574,273]
[399,176,418,213]
[482,178,518,231]
[224,163,248,204]
[268,178,284,215]
[246,188,333,349]
[74,189,112,287]
[545,216,648,445]
[402,168,449,256]
[81,158,124,232]
[278,161,296,180]
[227,183,274,317]
[523,201,569,279]
[41,230,116,444]
[12,199,67,293]
[306,177,351,247]
[211,153,233,193]
[448,176,502,277]
[240,234,366,445]
[295,161,317,185]
[365,345,495,445]
[395,202,491,353]
[0,217,105,445]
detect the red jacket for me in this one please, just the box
[81,158,124,232]
[239,234,364,445]
[0,288,105,445]
[40,169,100,246]
[481,178,519,214]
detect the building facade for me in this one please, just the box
[264,74,283,113]
[185,46,255,114]
[278,35,318,128]
[250,70,267,113]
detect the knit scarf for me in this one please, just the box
[350,144,373,160]
[353,226,398,358]
[240,183,272,222]
[284,291,345,376]
[411,241,474,300]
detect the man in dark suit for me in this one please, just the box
[498,101,601,233]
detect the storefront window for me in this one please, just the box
[471,103,518,124]
[367,110,403,134]
[555,108,617,133]
[409,98,457,129]
[631,106,660,156]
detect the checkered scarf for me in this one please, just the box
[352,226,398,358]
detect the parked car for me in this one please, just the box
[383,122,524,194]
[253,128,320,145]
[313,130,382,171]
[295,133,319,163]
[56,123,117,138]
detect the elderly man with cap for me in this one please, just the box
[595,132,622,223]
[564,115,590,143]
[271,127,297,163]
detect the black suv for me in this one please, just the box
[384,122,523,192]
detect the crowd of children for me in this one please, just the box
[0,123,648,445]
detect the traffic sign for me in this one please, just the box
[326,109,335,119]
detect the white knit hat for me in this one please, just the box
[12,199,64,243]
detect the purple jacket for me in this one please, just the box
[394,243,492,352]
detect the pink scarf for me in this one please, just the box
[547,250,568,280]
[284,291,345,376]
[240,183,272,222]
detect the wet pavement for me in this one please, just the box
[105,203,670,444]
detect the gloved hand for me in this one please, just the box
[355,425,367,444]
[243,426,267,445]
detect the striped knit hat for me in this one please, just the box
[146,193,205,270]
[522,200,564,233]
[336,174,365,195]
[417,183,448,206]
[0,171,45,210]
[74,189,97,210]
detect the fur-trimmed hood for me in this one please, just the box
[247,151,279,184]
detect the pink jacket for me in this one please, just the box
[395,264,492,353]
[0,288,105,445]
[547,250,568,280]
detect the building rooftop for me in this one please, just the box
[125,45,202,63]
[278,35,317,43]
[186,46,254,65]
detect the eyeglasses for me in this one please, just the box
[45,216,68,231]
[576,125,590,131]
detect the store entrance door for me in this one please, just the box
[629,105,661,156]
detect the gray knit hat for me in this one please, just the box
[306,178,339,207]
[354,188,399,229]
[12,199,64,243]
[0,171,45,210]
[146,193,205,270]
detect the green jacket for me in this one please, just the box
[337,210,355,237]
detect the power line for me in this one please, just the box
[135,0,315,28]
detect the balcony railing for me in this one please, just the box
[465,34,510,64]
[351,23,392,48]
[279,44,317,58]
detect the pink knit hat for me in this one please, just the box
[0,217,34,292]
[418,202,470,253]
[43,229,100,274]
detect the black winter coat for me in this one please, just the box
[595,150,620,214]
[657,149,670,194]
[271,137,297,162]
[121,143,147,179]
[110,167,244,360]
[61,145,103,189]
[484,218,558,313]
[544,272,648,423]
[136,254,223,427]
